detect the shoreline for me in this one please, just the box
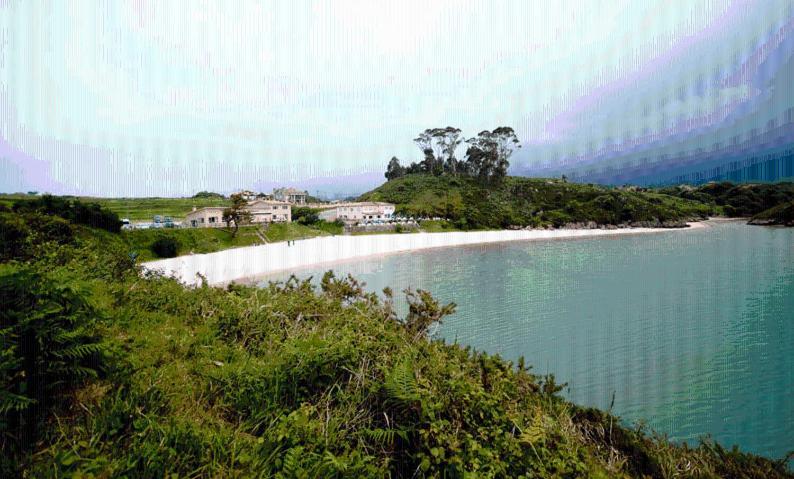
[142,222,707,287]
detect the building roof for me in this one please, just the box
[186,206,227,216]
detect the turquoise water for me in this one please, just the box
[260,221,794,459]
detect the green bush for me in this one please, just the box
[0,214,29,262]
[150,237,179,258]
[292,206,321,225]
[0,213,73,262]
[13,195,122,233]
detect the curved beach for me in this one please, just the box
[142,224,704,286]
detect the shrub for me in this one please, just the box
[25,213,74,245]
[150,237,179,258]
[13,196,122,233]
[0,214,29,261]
[192,191,225,199]
[292,207,320,225]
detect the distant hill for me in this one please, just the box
[358,174,712,229]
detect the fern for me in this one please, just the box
[0,265,106,451]
[278,446,304,478]
[383,360,420,412]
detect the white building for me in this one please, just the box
[318,202,395,223]
[185,200,291,228]
[246,199,292,223]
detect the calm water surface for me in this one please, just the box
[259,221,794,459]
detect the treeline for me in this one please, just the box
[192,191,225,199]
[385,126,521,184]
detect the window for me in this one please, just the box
[200,218,205,223]
[209,217,216,223]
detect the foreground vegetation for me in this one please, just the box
[2,201,792,477]
[360,174,713,229]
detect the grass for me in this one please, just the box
[122,226,265,261]
[418,220,468,233]
[1,194,230,222]
[84,197,230,221]
[121,222,345,261]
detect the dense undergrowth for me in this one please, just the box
[1,200,793,478]
[359,175,714,229]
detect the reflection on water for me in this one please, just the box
[260,222,794,458]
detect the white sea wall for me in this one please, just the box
[141,227,679,287]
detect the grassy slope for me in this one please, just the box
[122,226,265,261]
[360,175,713,229]
[121,222,344,261]
[8,219,791,478]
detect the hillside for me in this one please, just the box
[359,174,713,229]
[2,205,791,477]
[658,182,794,217]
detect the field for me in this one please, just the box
[0,194,230,222]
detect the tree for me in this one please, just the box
[292,207,320,225]
[222,194,252,237]
[430,127,463,174]
[413,127,464,176]
[464,127,521,184]
[385,157,406,181]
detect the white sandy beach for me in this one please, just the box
[141,223,705,287]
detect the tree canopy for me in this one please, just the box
[387,126,520,184]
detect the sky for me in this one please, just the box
[1,0,793,197]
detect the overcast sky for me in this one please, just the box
[1,0,792,196]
